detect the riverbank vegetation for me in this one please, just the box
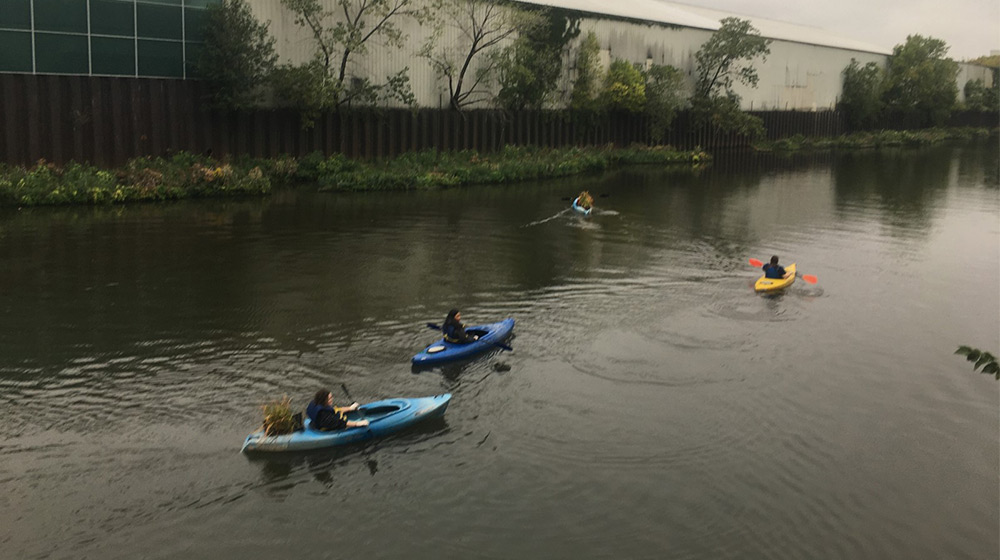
[0,154,271,207]
[754,127,995,153]
[0,145,708,207]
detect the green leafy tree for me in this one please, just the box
[643,64,686,142]
[692,94,765,138]
[692,18,770,136]
[883,35,959,126]
[496,10,580,110]
[963,79,991,110]
[601,59,646,112]
[420,0,539,110]
[839,59,885,129]
[966,55,1000,110]
[570,31,602,111]
[280,0,429,108]
[195,0,278,110]
[955,346,999,380]
[693,17,771,99]
[271,61,342,128]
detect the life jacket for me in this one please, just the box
[442,320,464,343]
[763,263,785,279]
[306,402,347,431]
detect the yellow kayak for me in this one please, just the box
[755,263,796,292]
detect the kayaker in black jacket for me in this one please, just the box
[762,255,792,279]
[306,389,369,431]
[442,309,479,344]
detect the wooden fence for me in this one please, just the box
[0,74,995,167]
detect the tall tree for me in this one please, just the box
[195,0,277,110]
[643,64,686,142]
[883,35,959,126]
[691,18,770,137]
[694,17,771,99]
[570,31,602,111]
[421,0,538,110]
[495,9,579,111]
[280,0,429,107]
[839,59,885,129]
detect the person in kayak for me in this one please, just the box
[442,309,479,344]
[306,389,369,431]
[762,256,792,279]
[576,191,594,210]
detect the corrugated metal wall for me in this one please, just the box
[248,1,994,111]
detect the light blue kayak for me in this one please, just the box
[572,197,592,215]
[412,318,515,366]
[241,394,451,453]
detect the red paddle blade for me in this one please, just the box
[748,258,763,267]
[801,274,818,284]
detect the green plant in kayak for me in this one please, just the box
[261,396,298,435]
[954,346,999,380]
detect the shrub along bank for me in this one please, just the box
[0,145,709,207]
[753,127,995,152]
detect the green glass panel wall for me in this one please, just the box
[0,0,33,30]
[184,8,210,42]
[138,39,183,77]
[137,4,182,40]
[142,0,184,5]
[92,36,136,75]
[34,0,88,33]
[35,32,89,74]
[91,0,135,37]
[185,42,203,77]
[0,30,33,72]
[186,0,220,7]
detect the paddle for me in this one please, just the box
[339,383,370,427]
[748,258,818,284]
[425,323,513,352]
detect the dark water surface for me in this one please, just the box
[1,142,998,559]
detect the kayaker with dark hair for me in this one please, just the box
[306,389,369,431]
[762,255,792,279]
[442,309,479,344]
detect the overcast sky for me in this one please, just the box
[676,0,999,60]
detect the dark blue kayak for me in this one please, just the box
[412,318,515,366]
[241,394,451,453]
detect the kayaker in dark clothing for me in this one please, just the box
[306,389,369,431]
[762,255,792,279]
[442,309,479,344]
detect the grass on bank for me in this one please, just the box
[0,144,709,207]
[753,127,995,152]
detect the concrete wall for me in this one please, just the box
[248,0,994,110]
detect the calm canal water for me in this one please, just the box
[1,142,998,559]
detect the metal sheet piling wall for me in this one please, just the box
[1,74,996,167]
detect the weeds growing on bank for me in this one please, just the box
[754,127,995,152]
[0,145,708,206]
[301,145,710,192]
[0,152,270,207]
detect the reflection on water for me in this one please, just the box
[0,140,997,559]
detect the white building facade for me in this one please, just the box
[239,0,994,110]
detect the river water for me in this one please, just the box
[1,142,997,559]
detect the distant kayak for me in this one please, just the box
[755,263,796,292]
[572,197,592,215]
[241,394,452,453]
[412,318,515,366]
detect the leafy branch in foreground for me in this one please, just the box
[955,346,999,380]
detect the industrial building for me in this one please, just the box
[0,0,993,110]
